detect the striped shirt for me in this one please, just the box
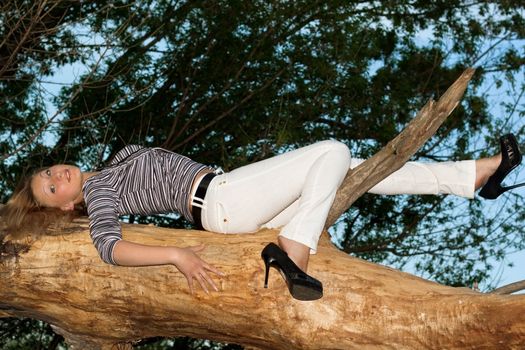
[82,145,212,265]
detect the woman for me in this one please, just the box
[4,135,523,301]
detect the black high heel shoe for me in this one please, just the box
[261,243,323,301]
[479,134,525,199]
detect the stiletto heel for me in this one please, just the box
[479,134,525,199]
[264,259,270,288]
[261,242,323,301]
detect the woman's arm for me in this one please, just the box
[83,182,223,293]
[113,240,224,294]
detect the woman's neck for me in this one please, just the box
[81,171,99,185]
[74,171,100,204]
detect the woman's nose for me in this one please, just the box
[53,171,63,181]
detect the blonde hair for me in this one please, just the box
[1,170,82,242]
[3,174,40,233]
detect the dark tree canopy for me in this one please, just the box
[1,0,524,348]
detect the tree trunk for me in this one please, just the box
[2,68,523,349]
[1,224,524,349]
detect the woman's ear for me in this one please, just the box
[60,202,75,211]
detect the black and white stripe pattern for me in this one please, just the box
[82,145,211,264]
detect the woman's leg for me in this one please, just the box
[262,155,501,270]
[202,140,350,274]
[353,158,477,197]
[202,139,500,272]
[202,140,351,238]
[261,154,502,231]
[360,155,501,195]
[475,154,502,189]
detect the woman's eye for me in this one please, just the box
[50,185,56,194]
[46,169,51,176]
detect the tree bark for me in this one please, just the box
[2,68,524,349]
[1,224,524,349]
[491,280,525,295]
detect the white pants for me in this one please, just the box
[199,140,476,252]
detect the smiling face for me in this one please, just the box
[30,164,84,211]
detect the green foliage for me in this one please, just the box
[0,318,65,349]
[1,0,524,348]
[134,337,243,350]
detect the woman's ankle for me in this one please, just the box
[277,236,310,272]
[475,154,501,189]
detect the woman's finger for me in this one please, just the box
[186,275,195,295]
[195,273,210,294]
[204,263,225,277]
[189,244,205,253]
[200,271,219,292]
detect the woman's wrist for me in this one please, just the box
[168,246,184,266]
[112,240,183,267]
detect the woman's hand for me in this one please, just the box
[112,240,225,294]
[171,245,225,294]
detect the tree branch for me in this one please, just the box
[490,280,525,295]
[325,68,476,228]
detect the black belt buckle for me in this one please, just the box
[192,173,216,230]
